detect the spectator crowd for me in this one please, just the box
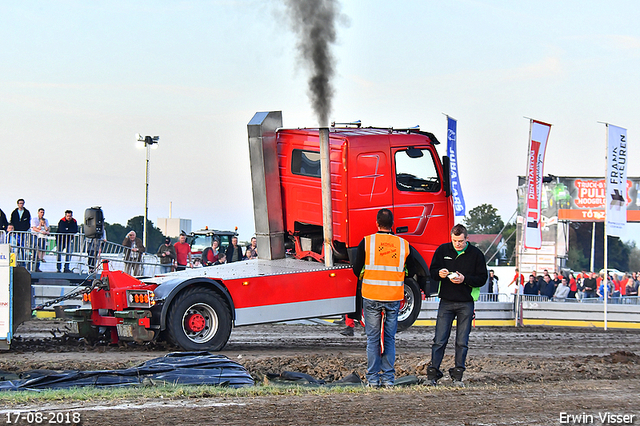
[1,198,260,275]
[513,268,640,302]
[161,234,259,272]
[0,199,79,273]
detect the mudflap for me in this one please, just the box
[66,309,100,341]
[114,310,155,343]
[12,267,32,334]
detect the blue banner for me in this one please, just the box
[447,116,466,217]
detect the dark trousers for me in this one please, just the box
[431,299,475,370]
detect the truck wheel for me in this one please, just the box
[166,287,232,351]
[397,278,422,332]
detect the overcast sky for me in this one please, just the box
[2,0,640,244]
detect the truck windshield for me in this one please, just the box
[395,149,441,192]
[190,235,233,254]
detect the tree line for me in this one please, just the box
[104,216,167,253]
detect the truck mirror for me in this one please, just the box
[442,156,452,197]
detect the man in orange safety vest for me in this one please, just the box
[351,208,410,387]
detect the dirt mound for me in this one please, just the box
[604,350,640,364]
[239,352,640,386]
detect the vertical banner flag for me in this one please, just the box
[447,116,466,216]
[606,124,628,237]
[524,120,552,249]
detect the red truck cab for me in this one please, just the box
[278,126,453,267]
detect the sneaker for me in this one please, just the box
[366,382,380,388]
[339,326,354,336]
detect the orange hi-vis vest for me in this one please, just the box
[362,233,410,302]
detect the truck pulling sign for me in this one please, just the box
[66,111,454,351]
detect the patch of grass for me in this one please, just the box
[0,382,441,406]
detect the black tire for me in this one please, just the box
[166,287,232,351]
[397,277,422,332]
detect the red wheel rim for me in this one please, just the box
[185,313,206,333]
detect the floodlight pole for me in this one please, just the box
[144,142,150,249]
[138,135,159,249]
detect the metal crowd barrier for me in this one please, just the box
[6,230,164,277]
[580,295,640,304]
[521,293,639,304]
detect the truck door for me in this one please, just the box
[391,146,451,262]
[348,149,393,246]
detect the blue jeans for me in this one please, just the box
[363,298,400,386]
[431,299,475,370]
[57,239,74,272]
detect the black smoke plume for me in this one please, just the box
[285,0,340,127]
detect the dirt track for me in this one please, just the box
[1,320,639,425]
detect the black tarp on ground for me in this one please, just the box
[0,351,254,391]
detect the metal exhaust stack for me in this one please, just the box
[319,127,333,267]
[247,111,285,260]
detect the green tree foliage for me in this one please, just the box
[628,242,640,273]
[567,243,589,271]
[568,222,630,272]
[103,217,166,253]
[104,222,127,245]
[464,204,504,235]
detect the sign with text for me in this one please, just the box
[518,176,640,223]
[524,120,552,249]
[0,244,11,345]
[606,125,628,237]
[447,116,466,217]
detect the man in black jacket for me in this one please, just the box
[226,236,243,263]
[10,199,31,231]
[582,272,597,298]
[10,199,31,266]
[427,224,487,387]
[57,210,78,273]
[523,275,539,295]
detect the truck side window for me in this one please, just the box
[395,149,441,192]
[291,149,321,178]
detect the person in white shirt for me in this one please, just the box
[554,277,570,300]
[30,208,49,271]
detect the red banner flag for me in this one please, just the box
[524,120,552,249]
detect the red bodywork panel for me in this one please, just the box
[277,128,454,265]
[89,269,158,327]
[221,267,356,309]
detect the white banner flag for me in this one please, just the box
[524,120,552,249]
[606,125,628,237]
